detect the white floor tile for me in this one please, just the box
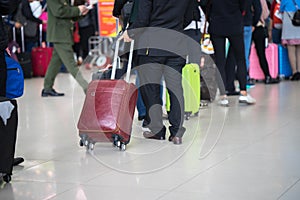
[1,74,299,200]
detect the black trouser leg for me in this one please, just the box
[228,34,247,91]
[0,51,7,97]
[252,26,270,78]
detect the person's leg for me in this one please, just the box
[164,56,186,140]
[229,33,256,104]
[134,70,146,120]
[225,46,237,94]
[287,45,297,74]
[210,34,227,96]
[55,43,89,92]
[243,26,252,71]
[289,44,300,80]
[79,25,94,60]
[43,44,63,91]
[138,55,165,137]
[228,34,247,92]
[0,51,7,97]
[252,27,271,78]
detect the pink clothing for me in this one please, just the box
[260,0,270,25]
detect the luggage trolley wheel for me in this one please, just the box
[79,139,84,147]
[3,174,11,183]
[120,143,126,151]
[88,142,95,151]
[112,134,121,148]
[185,112,191,120]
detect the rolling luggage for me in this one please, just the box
[77,40,137,151]
[0,97,18,183]
[200,54,217,102]
[249,43,279,80]
[15,27,33,78]
[31,47,53,77]
[278,44,292,79]
[31,25,53,77]
[166,61,200,120]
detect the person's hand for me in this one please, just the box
[78,5,89,16]
[42,20,47,24]
[15,22,22,28]
[120,30,132,42]
[5,48,11,56]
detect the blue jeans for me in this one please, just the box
[272,28,282,44]
[243,26,252,70]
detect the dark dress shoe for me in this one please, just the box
[291,72,300,81]
[41,89,65,97]
[13,157,24,166]
[265,76,280,84]
[138,115,145,121]
[143,131,165,140]
[172,137,182,145]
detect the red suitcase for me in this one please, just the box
[249,43,278,80]
[77,40,137,151]
[31,46,53,77]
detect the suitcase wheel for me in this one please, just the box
[185,112,191,120]
[3,174,12,183]
[87,142,95,151]
[112,135,126,151]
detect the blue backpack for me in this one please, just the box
[5,53,24,98]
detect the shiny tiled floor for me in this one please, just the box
[1,71,300,200]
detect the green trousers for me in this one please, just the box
[43,43,88,92]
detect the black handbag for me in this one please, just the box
[292,9,300,26]
[288,0,300,26]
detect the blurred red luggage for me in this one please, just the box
[249,43,278,80]
[77,40,137,151]
[31,46,53,77]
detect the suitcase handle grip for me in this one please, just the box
[111,38,134,83]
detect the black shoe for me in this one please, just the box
[291,72,300,81]
[226,90,240,96]
[138,115,145,121]
[13,157,24,166]
[172,137,182,145]
[265,76,280,84]
[143,131,165,140]
[41,89,65,97]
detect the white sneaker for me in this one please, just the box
[239,94,256,105]
[218,97,229,107]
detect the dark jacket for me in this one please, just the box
[243,0,262,26]
[127,0,194,57]
[0,0,20,50]
[208,0,246,36]
[183,0,201,28]
[112,0,128,17]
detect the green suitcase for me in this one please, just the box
[166,63,200,120]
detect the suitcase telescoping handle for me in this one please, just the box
[111,38,134,83]
[13,26,25,53]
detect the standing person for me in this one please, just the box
[122,0,194,145]
[280,0,300,81]
[225,0,262,95]
[252,0,279,84]
[270,0,282,44]
[0,0,20,97]
[207,0,256,106]
[12,0,45,52]
[41,0,90,96]
[183,0,202,43]
[78,0,98,61]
